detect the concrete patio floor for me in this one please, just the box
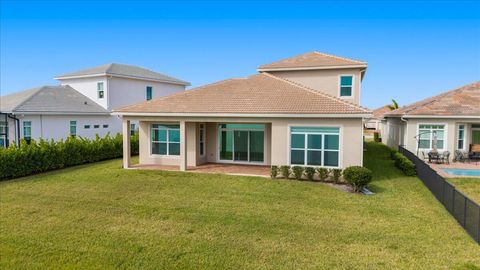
[130,163,271,177]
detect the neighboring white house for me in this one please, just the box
[0,63,190,147]
[381,81,480,157]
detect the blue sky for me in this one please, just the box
[1,0,479,109]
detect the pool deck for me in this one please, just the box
[429,162,480,178]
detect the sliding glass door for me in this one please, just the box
[219,124,265,163]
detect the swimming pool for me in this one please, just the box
[443,168,480,177]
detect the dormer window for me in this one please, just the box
[339,75,353,97]
[97,82,104,99]
[146,86,153,101]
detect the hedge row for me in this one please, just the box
[271,165,372,192]
[390,148,416,176]
[0,133,139,180]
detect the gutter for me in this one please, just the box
[257,64,367,72]
[112,112,373,118]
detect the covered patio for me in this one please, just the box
[130,162,271,177]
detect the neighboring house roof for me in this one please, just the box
[385,81,480,118]
[115,73,371,117]
[257,51,367,71]
[0,85,109,114]
[372,105,392,119]
[55,63,190,86]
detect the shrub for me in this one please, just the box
[343,166,373,192]
[389,147,398,160]
[392,152,416,176]
[304,167,316,181]
[0,133,139,180]
[270,166,278,179]
[330,169,342,183]
[317,168,329,182]
[292,166,304,180]
[373,132,381,142]
[280,166,291,178]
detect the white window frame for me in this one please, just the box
[457,124,465,150]
[338,74,354,99]
[199,123,206,157]
[216,124,267,165]
[288,126,342,169]
[416,123,448,152]
[97,82,104,99]
[23,121,32,139]
[150,123,180,156]
[0,121,7,148]
[70,120,77,137]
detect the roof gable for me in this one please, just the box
[258,51,367,71]
[115,73,370,116]
[386,81,480,117]
[55,63,190,85]
[1,85,109,114]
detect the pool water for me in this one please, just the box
[443,168,480,177]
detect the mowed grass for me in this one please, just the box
[449,178,480,203]
[1,143,479,269]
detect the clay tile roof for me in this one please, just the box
[385,81,480,117]
[115,73,371,116]
[258,51,367,71]
[372,105,392,119]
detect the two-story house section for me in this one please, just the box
[257,51,367,105]
[0,64,189,147]
[115,51,371,172]
[54,63,190,111]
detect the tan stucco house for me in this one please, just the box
[114,52,371,171]
[381,81,480,157]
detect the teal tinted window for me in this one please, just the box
[324,135,339,150]
[324,151,339,166]
[70,121,77,136]
[291,134,305,148]
[290,126,340,167]
[340,76,352,85]
[307,151,321,165]
[291,150,304,164]
[218,124,264,163]
[169,130,180,142]
[219,124,265,130]
[307,134,321,149]
[146,86,153,100]
[340,87,352,97]
[23,121,31,138]
[340,76,353,97]
[291,127,339,133]
[151,124,180,155]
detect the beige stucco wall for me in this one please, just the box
[265,68,363,105]
[129,116,363,168]
[384,117,480,156]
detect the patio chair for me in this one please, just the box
[442,151,450,164]
[469,144,480,164]
[454,150,465,162]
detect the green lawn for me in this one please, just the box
[449,178,480,203]
[1,142,479,269]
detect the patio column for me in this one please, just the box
[122,119,131,169]
[180,121,187,171]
